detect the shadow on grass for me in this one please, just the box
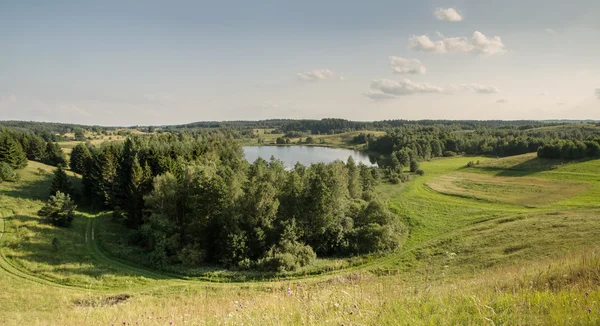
[0,172,81,202]
[4,213,172,282]
[0,174,53,201]
[462,156,566,177]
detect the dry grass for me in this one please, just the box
[426,172,589,206]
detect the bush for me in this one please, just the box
[416,169,425,176]
[258,239,317,273]
[0,162,18,182]
[351,223,402,254]
[409,160,420,172]
[37,191,77,227]
[443,151,457,157]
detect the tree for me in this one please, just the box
[0,133,27,170]
[38,191,77,227]
[44,140,66,166]
[23,134,46,161]
[410,160,420,173]
[346,156,361,199]
[50,165,72,197]
[74,128,86,141]
[0,162,18,183]
[122,154,150,228]
[69,143,92,174]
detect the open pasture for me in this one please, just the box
[426,172,589,206]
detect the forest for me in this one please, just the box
[69,134,396,272]
[366,123,600,170]
[2,119,600,272]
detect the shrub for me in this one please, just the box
[0,162,18,182]
[416,169,425,176]
[443,151,457,157]
[350,223,402,254]
[409,160,420,172]
[37,191,77,227]
[258,239,317,273]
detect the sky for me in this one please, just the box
[1,0,599,126]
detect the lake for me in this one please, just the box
[243,146,376,169]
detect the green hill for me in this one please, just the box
[1,156,599,325]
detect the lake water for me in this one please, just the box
[243,146,376,169]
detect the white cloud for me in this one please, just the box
[365,79,444,99]
[408,31,506,56]
[364,90,397,100]
[339,76,346,81]
[545,28,558,35]
[296,69,335,82]
[366,80,500,100]
[434,8,463,22]
[448,84,501,94]
[464,83,501,94]
[496,99,508,103]
[596,88,600,99]
[389,56,426,74]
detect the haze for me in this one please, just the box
[1,0,599,125]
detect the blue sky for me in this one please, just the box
[1,0,599,125]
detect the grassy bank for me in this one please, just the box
[1,154,599,324]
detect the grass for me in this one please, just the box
[1,153,600,324]
[426,172,589,206]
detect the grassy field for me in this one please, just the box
[426,172,589,206]
[1,154,600,324]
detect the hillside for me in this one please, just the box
[1,154,599,324]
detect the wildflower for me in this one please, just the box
[585,292,589,296]
[287,287,293,295]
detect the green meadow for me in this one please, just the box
[1,154,599,325]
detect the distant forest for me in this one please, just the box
[3,118,597,135]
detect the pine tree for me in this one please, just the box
[38,191,77,227]
[123,154,148,228]
[44,140,66,166]
[69,143,92,174]
[50,165,72,197]
[24,134,47,161]
[0,133,27,169]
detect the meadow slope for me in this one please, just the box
[0,155,599,325]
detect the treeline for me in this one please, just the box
[368,124,600,169]
[0,128,66,182]
[537,139,600,159]
[5,119,592,140]
[0,120,110,137]
[75,134,402,272]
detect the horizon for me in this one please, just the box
[2,117,599,129]
[1,1,599,125]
